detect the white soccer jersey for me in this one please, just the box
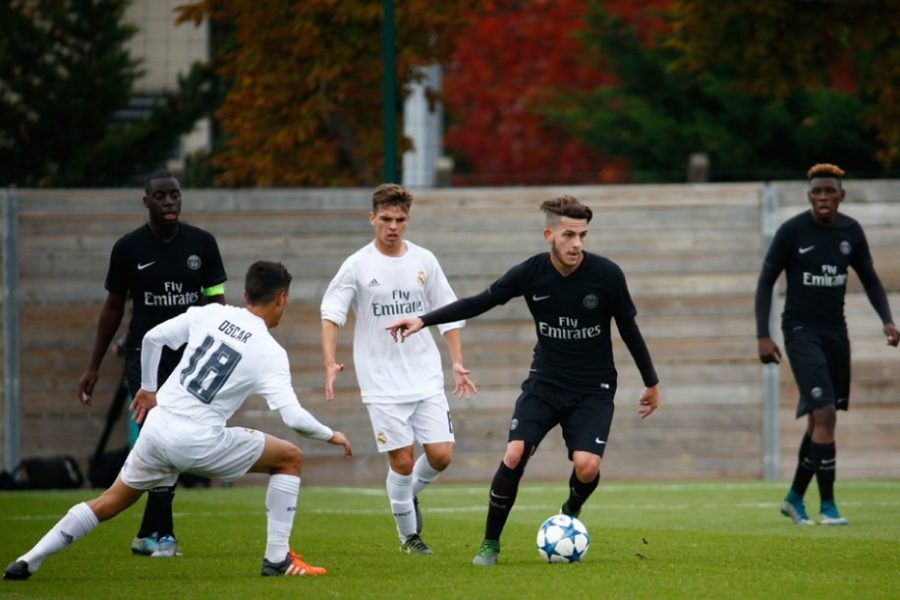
[141,304,328,436]
[321,240,463,403]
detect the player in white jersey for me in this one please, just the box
[321,183,476,555]
[4,262,352,581]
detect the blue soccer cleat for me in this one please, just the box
[131,533,159,556]
[818,501,848,526]
[780,492,814,525]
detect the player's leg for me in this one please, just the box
[126,348,179,556]
[246,432,326,575]
[365,402,427,553]
[559,388,613,518]
[815,334,849,525]
[473,378,554,566]
[5,475,145,579]
[781,332,830,525]
[411,393,456,535]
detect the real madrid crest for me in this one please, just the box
[417,270,426,286]
[377,431,387,445]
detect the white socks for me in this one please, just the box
[264,474,301,563]
[386,469,416,539]
[20,502,98,572]
[412,454,442,497]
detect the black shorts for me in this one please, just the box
[784,328,850,418]
[507,377,616,459]
[124,346,185,399]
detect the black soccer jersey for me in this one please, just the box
[764,211,873,334]
[105,223,227,347]
[487,252,637,393]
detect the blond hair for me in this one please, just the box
[807,163,845,180]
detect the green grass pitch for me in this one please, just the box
[1,480,898,599]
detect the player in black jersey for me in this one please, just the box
[755,163,899,526]
[77,171,227,556]
[387,195,660,565]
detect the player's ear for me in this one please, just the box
[543,227,553,243]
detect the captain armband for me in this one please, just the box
[202,283,225,297]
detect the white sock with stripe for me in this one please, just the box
[386,469,416,539]
[20,502,98,572]
[264,474,301,563]
[411,454,442,497]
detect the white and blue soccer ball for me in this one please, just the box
[536,514,590,563]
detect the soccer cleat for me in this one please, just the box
[780,493,814,525]
[261,550,327,576]
[3,560,31,581]
[472,541,500,566]
[413,496,423,534]
[818,501,848,526]
[151,535,181,557]
[399,533,433,555]
[560,500,581,519]
[131,533,159,556]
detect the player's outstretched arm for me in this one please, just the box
[387,317,425,342]
[327,431,353,457]
[321,320,345,401]
[130,389,157,425]
[638,384,660,419]
[757,337,782,364]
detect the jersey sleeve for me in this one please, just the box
[762,221,792,274]
[104,236,131,294]
[849,222,875,271]
[487,260,528,304]
[140,307,197,391]
[610,263,638,320]
[256,346,304,411]
[201,231,228,288]
[320,257,358,326]
[425,254,464,335]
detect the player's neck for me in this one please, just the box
[374,238,406,257]
[149,220,179,242]
[549,252,583,276]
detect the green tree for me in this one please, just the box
[176,0,481,187]
[0,0,140,185]
[669,0,900,172]
[542,1,886,182]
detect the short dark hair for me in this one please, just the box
[541,195,593,224]
[372,183,413,213]
[144,170,178,195]
[245,261,292,305]
[807,163,845,180]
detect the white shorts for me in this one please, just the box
[365,393,455,453]
[121,407,266,490]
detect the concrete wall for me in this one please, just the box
[1,182,899,485]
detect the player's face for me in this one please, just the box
[545,217,589,273]
[143,177,182,227]
[370,204,409,256]
[807,177,844,225]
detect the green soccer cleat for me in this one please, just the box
[780,492,814,525]
[818,501,848,526]
[472,541,500,566]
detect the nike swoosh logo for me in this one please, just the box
[137,261,156,270]
[595,438,606,445]
[798,246,815,254]
[532,295,551,302]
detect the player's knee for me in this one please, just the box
[280,443,303,474]
[573,458,601,482]
[427,448,453,472]
[502,441,534,473]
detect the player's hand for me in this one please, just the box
[328,431,353,457]
[130,389,157,425]
[387,317,425,342]
[78,370,99,407]
[451,363,478,400]
[758,337,782,364]
[638,384,660,419]
[884,323,899,347]
[324,361,344,401]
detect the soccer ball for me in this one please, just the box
[536,514,590,563]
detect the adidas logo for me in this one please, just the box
[368,278,381,287]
